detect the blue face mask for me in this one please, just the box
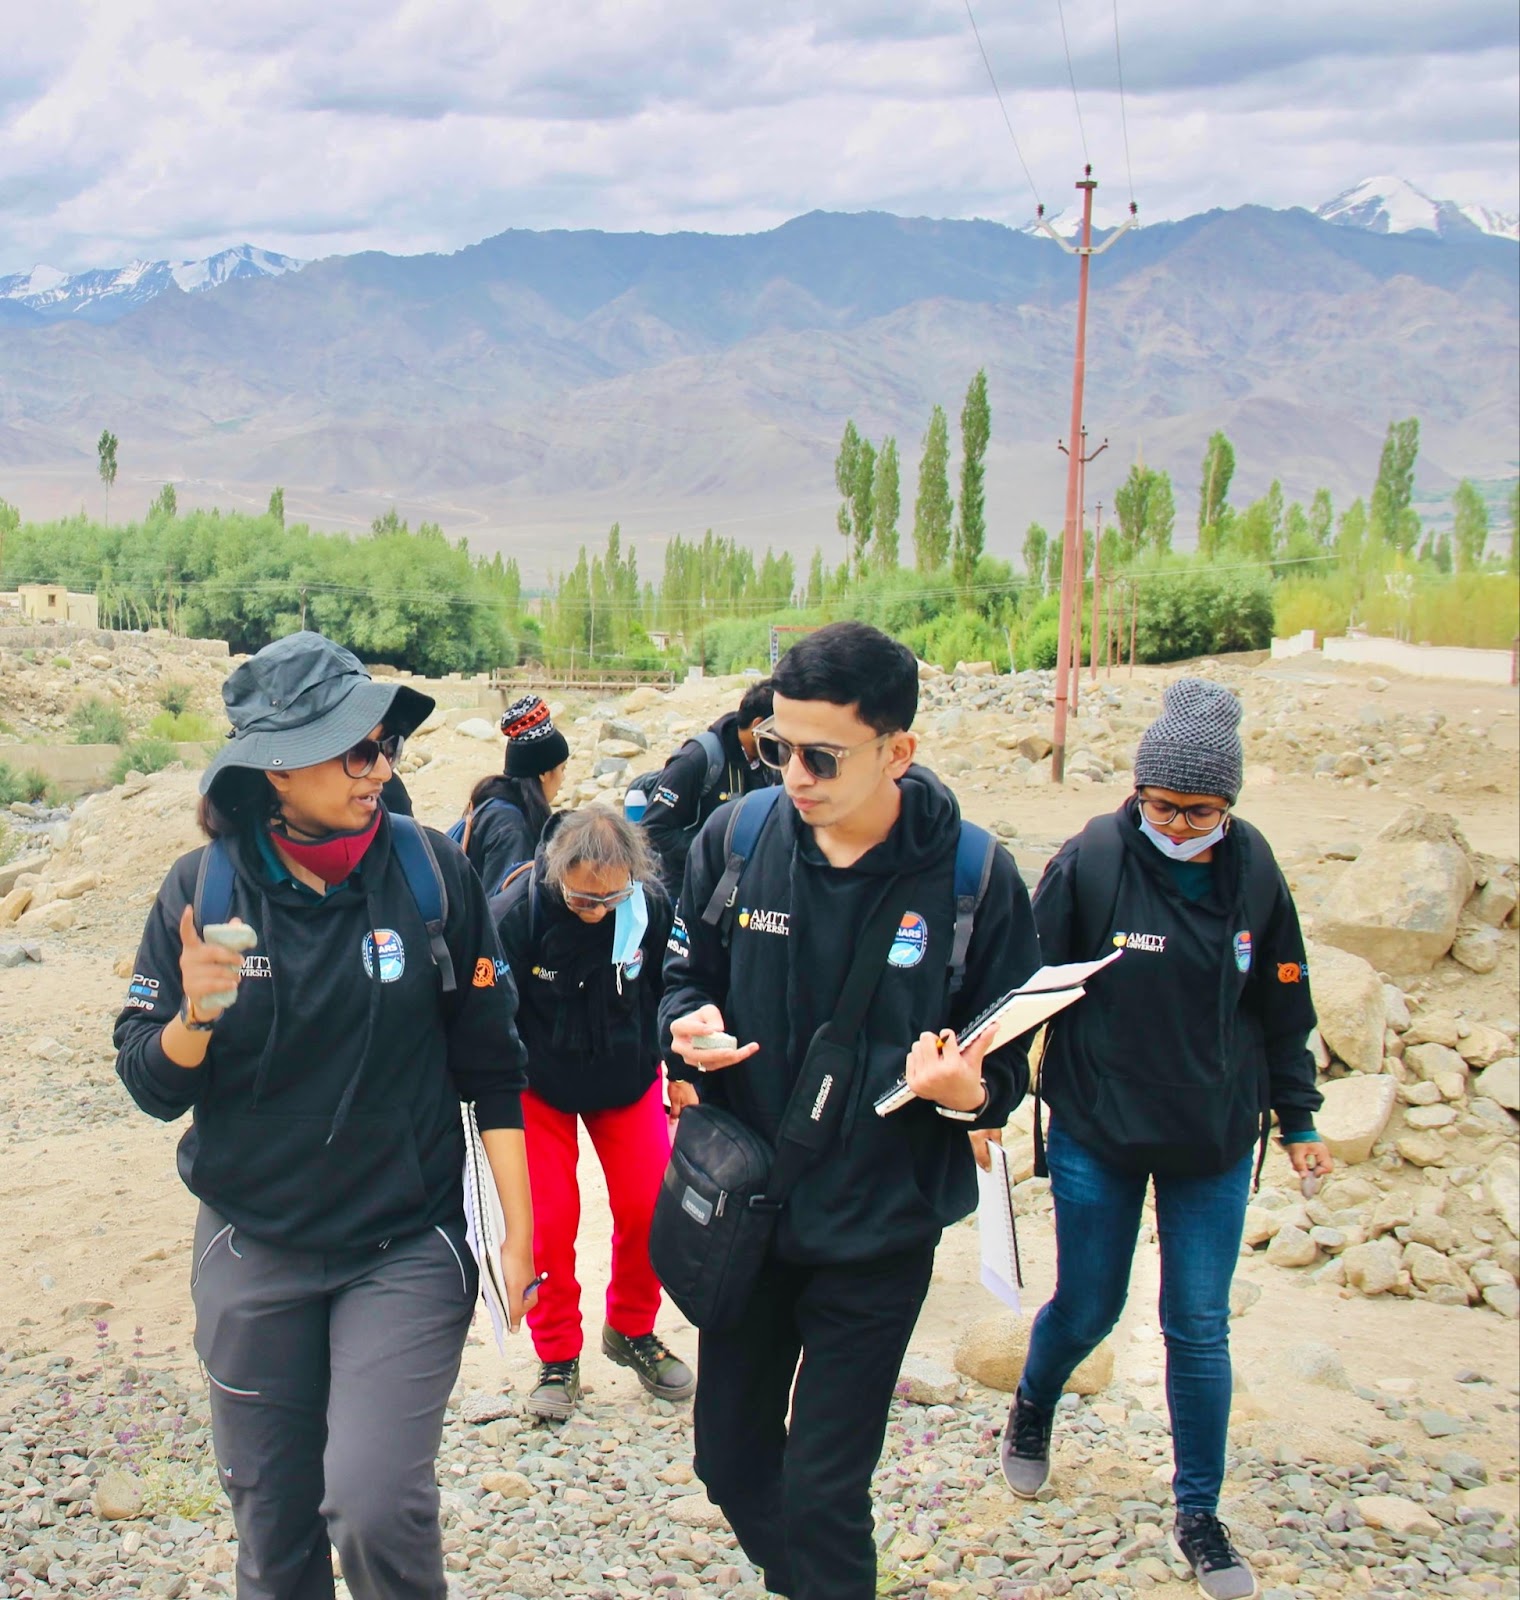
[1138,815,1228,862]
[611,882,649,967]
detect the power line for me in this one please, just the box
[960,0,1044,213]
[1111,0,1136,208]
[1054,0,1090,166]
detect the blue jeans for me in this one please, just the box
[1020,1121,1253,1514]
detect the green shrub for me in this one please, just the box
[1016,618,1061,672]
[71,696,130,745]
[157,681,195,716]
[0,761,20,805]
[147,710,218,742]
[1130,564,1274,663]
[902,609,1011,673]
[110,738,182,786]
[19,769,54,804]
[52,656,71,669]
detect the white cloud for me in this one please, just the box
[2,0,1515,270]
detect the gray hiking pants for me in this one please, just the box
[190,1203,478,1600]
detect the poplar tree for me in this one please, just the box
[952,370,989,595]
[97,430,119,523]
[912,405,953,571]
[871,438,900,570]
[1451,480,1488,572]
[1197,432,1234,557]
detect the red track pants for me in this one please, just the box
[521,1081,671,1363]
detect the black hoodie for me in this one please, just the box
[465,776,546,894]
[1033,800,1321,1176]
[114,815,527,1251]
[659,766,1041,1264]
[642,712,777,897]
[496,859,674,1114]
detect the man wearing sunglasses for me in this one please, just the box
[659,621,1041,1600]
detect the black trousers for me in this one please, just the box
[693,1242,937,1600]
[190,1204,477,1600]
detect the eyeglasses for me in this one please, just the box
[1137,792,1229,832]
[754,720,893,782]
[561,883,636,912]
[343,733,403,779]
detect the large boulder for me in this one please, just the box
[1316,808,1474,973]
[1314,1075,1397,1165]
[1341,1238,1404,1297]
[1305,943,1386,1074]
[953,1309,1112,1396]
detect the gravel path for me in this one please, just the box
[2,1331,1515,1600]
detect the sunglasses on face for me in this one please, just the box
[1137,792,1229,832]
[342,733,403,779]
[561,883,636,912]
[753,719,893,782]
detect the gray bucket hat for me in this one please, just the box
[199,631,435,797]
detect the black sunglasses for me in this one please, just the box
[343,733,403,779]
[754,719,893,782]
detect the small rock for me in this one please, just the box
[1266,1224,1318,1268]
[1472,1058,1520,1112]
[1418,1410,1466,1439]
[1283,1341,1350,1388]
[1458,1026,1515,1068]
[1404,1103,1458,1130]
[479,1471,534,1500]
[1315,1074,1397,1165]
[1405,1041,1469,1081]
[1471,875,1518,928]
[1451,926,1501,974]
[1342,1238,1404,1296]
[94,1469,145,1520]
[665,1494,727,1529]
[455,718,500,742]
[1356,1494,1442,1536]
[1396,1133,1450,1168]
[896,1355,962,1407]
[952,1308,1112,1395]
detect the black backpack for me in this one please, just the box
[626,729,727,814]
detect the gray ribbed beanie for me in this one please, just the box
[1133,677,1243,803]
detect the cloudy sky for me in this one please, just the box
[4,0,1517,272]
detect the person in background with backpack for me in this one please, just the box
[999,677,1328,1600]
[659,621,1041,1600]
[639,678,777,897]
[459,694,570,892]
[493,805,693,1421]
[113,631,538,1600]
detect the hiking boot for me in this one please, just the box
[527,1357,581,1421]
[999,1389,1055,1499]
[601,1326,696,1401]
[1172,1511,1260,1600]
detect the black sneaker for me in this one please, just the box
[1172,1511,1259,1600]
[999,1389,1055,1499]
[601,1326,696,1401]
[527,1357,581,1421]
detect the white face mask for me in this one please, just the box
[611,882,649,966]
[1138,814,1228,862]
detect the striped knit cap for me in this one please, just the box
[500,694,570,778]
[1133,677,1243,803]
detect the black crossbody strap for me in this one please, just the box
[761,877,913,1209]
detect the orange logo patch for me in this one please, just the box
[472,958,497,988]
[1277,962,1302,984]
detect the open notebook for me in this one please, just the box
[461,1103,513,1354]
[977,1139,1023,1310]
[874,949,1122,1116]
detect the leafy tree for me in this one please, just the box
[871,437,900,570]
[268,486,285,527]
[1370,418,1420,553]
[0,496,17,584]
[1509,481,1520,576]
[952,370,989,595]
[148,483,177,520]
[1279,501,1315,568]
[1197,431,1235,556]
[1146,472,1175,554]
[834,422,875,575]
[1021,522,1049,591]
[805,549,826,607]
[1336,497,1368,573]
[97,430,119,523]
[1044,531,1063,595]
[1451,479,1489,572]
[912,404,953,571]
[1308,488,1334,548]
[1114,464,1151,559]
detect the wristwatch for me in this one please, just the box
[935,1080,989,1122]
[178,995,216,1033]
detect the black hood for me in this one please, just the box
[792,764,962,877]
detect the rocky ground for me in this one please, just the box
[0,644,1517,1600]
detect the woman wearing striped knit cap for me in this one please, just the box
[459,695,570,892]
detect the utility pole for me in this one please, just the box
[1039,168,1136,782]
[1129,576,1139,677]
[1058,426,1107,717]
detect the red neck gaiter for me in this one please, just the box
[269,809,382,886]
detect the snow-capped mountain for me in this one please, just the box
[0,245,303,324]
[1315,176,1518,242]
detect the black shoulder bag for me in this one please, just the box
[650,880,911,1330]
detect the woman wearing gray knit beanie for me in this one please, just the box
[998,676,1330,1600]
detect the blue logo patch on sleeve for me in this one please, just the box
[888,912,928,969]
[1233,930,1253,973]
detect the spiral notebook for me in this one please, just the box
[461,1103,513,1354]
[976,1139,1023,1311]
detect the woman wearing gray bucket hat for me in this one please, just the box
[114,631,537,1600]
[995,677,1329,1600]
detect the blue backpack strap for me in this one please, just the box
[948,822,997,996]
[699,786,783,941]
[389,815,457,994]
[192,840,236,934]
